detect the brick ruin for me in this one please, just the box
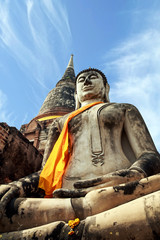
[0,122,42,183]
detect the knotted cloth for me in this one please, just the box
[38,101,103,197]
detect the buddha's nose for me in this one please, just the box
[84,77,91,85]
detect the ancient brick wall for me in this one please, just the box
[0,123,9,155]
[0,122,43,184]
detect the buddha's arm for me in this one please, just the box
[0,171,44,220]
[41,119,60,168]
[124,104,160,176]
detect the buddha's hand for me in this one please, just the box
[52,188,87,198]
[73,169,145,190]
[0,184,20,219]
[52,170,145,198]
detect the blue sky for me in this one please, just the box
[0,0,160,150]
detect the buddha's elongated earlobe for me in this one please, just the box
[104,83,110,102]
[74,93,81,109]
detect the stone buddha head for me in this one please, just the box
[75,68,110,109]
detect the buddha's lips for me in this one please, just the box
[82,85,94,91]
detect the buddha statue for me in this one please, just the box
[0,68,160,239]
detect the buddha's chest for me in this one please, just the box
[62,104,130,187]
[68,103,125,138]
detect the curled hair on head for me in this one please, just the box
[76,68,108,86]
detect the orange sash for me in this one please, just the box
[38,101,103,197]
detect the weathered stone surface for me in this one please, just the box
[2,174,160,233]
[81,190,160,240]
[38,84,75,115]
[38,55,76,116]
[0,122,42,183]
[1,68,160,239]
[1,221,66,240]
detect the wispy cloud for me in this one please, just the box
[0,90,15,126]
[21,112,29,125]
[104,27,160,150]
[0,90,7,110]
[0,0,72,89]
[41,0,71,47]
[0,1,37,72]
[0,0,72,127]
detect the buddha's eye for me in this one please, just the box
[78,77,85,83]
[90,75,97,79]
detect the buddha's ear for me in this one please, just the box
[104,83,110,102]
[74,92,81,110]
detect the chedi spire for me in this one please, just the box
[57,54,75,86]
[38,55,76,117]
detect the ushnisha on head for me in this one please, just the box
[75,68,110,109]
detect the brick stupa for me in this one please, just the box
[21,55,76,154]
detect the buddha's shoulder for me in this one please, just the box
[54,112,71,131]
[110,102,138,111]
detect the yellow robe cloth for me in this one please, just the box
[38,101,103,197]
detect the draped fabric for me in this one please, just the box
[38,101,103,197]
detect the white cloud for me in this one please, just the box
[104,29,160,150]
[0,90,7,110]
[0,0,72,88]
[21,112,29,125]
[41,0,71,47]
[0,1,37,74]
[0,90,15,126]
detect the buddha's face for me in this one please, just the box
[76,70,106,103]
